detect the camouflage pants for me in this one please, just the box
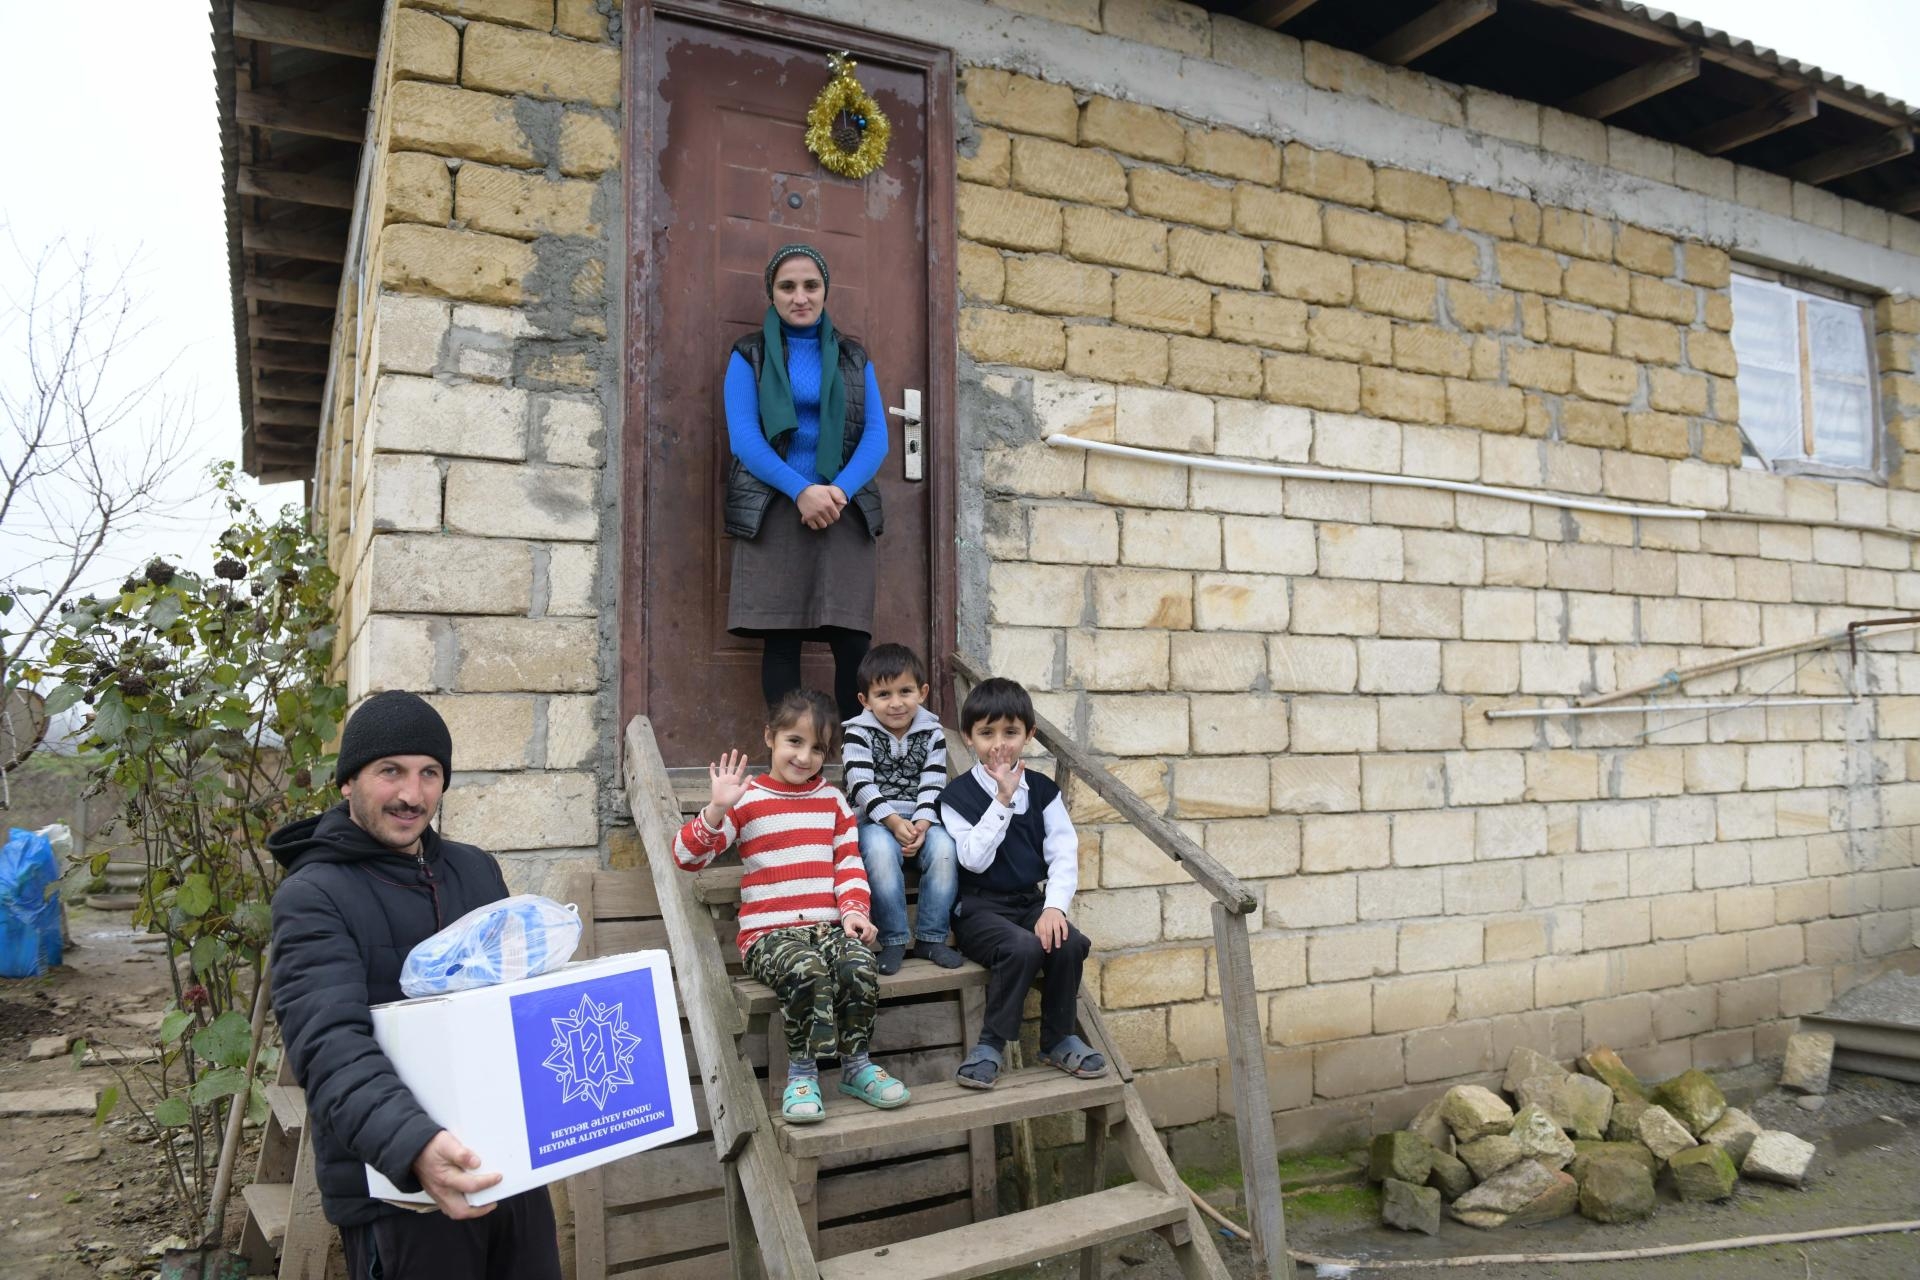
[744,924,878,1062]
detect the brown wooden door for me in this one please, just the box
[623,5,955,766]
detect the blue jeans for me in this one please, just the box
[858,820,958,949]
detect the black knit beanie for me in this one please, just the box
[765,243,830,298]
[336,691,454,787]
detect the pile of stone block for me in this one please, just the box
[1369,1044,1818,1235]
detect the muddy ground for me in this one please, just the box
[1,904,206,1279]
[1082,1064,1920,1279]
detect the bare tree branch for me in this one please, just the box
[1,235,199,693]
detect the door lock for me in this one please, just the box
[888,388,924,481]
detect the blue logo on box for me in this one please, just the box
[510,968,677,1169]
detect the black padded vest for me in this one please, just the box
[724,330,884,540]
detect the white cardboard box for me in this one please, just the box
[365,950,696,1207]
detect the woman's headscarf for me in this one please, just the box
[756,244,848,475]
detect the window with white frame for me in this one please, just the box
[1730,270,1879,472]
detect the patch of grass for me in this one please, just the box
[1179,1165,1244,1193]
[1284,1183,1379,1222]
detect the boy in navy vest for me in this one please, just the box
[938,677,1107,1089]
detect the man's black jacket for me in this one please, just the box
[268,803,509,1226]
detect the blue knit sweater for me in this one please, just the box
[723,319,889,502]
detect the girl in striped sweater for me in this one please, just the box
[673,689,910,1124]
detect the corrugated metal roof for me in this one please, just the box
[1611,2,1918,122]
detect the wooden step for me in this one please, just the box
[241,1180,291,1249]
[779,1066,1123,1160]
[734,957,986,1016]
[266,1082,306,1136]
[816,1181,1187,1280]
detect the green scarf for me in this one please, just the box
[756,306,846,481]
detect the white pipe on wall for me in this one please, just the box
[1483,696,1858,720]
[1045,435,1712,521]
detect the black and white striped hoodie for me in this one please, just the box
[840,705,947,826]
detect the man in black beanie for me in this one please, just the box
[267,690,561,1279]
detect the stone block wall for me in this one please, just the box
[956,1,1920,1150]
[314,0,622,895]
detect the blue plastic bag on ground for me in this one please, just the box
[1,827,63,978]
[400,894,581,997]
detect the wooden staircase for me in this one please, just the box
[568,708,1258,1280]
[237,1057,343,1278]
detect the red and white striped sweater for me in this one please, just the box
[672,773,871,956]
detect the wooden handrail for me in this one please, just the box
[950,652,1257,914]
[622,717,819,1280]
[949,652,1285,1272]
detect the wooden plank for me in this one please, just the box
[951,653,1256,913]
[277,1124,335,1280]
[571,1165,609,1280]
[606,1192,730,1261]
[1788,127,1915,185]
[234,0,377,58]
[589,872,663,919]
[239,165,357,209]
[692,866,745,904]
[249,347,330,373]
[248,313,334,345]
[1076,993,1133,1085]
[1079,1108,1111,1280]
[235,90,366,142]
[265,1083,306,1137]
[1365,0,1497,67]
[254,372,325,401]
[569,871,599,960]
[872,999,965,1051]
[817,1183,1187,1280]
[243,274,341,307]
[1684,87,1819,155]
[816,1152,971,1221]
[594,918,672,954]
[603,1137,729,1206]
[624,717,815,1280]
[725,1164,762,1280]
[615,1253,732,1280]
[958,985,997,1224]
[1888,186,1920,216]
[1564,47,1700,119]
[241,223,346,264]
[778,1068,1124,1161]
[253,403,319,431]
[815,1198,973,1263]
[1112,1090,1230,1280]
[241,1181,291,1247]
[1237,0,1322,29]
[1212,904,1287,1276]
[734,959,986,1015]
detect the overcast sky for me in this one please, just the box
[2,0,1918,603]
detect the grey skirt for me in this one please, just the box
[727,495,877,635]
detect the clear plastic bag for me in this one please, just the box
[400,894,582,997]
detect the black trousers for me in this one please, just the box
[951,890,1091,1052]
[340,1188,561,1280]
[759,626,870,720]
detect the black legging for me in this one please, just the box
[761,627,870,720]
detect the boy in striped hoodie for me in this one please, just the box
[674,689,910,1124]
[841,643,964,976]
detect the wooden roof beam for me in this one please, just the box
[1788,127,1916,185]
[238,165,355,209]
[249,347,330,374]
[233,0,376,59]
[1368,0,1498,67]
[1889,187,1920,216]
[1565,47,1701,120]
[1237,0,1322,29]
[235,90,364,143]
[253,371,326,401]
[241,224,346,263]
[243,274,340,308]
[1684,88,1820,155]
[248,313,335,345]
[251,403,321,430]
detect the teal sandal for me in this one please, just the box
[839,1062,910,1109]
[781,1076,826,1124]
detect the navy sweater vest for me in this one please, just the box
[941,771,1062,898]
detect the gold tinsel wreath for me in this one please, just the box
[805,52,891,179]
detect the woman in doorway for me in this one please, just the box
[723,243,889,718]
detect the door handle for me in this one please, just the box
[888,388,924,481]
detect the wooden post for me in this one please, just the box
[1211,904,1287,1277]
